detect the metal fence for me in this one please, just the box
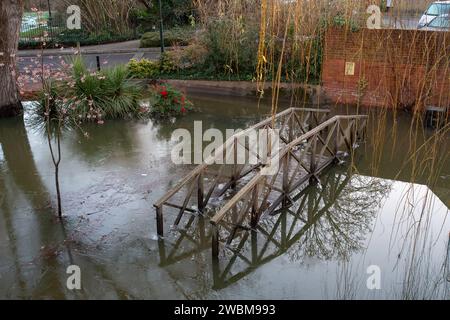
[19,10,136,49]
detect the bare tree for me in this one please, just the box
[0,0,24,117]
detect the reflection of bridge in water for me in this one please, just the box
[157,166,391,289]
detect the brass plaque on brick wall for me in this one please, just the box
[345,62,355,76]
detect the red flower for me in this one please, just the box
[161,90,168,98]
[181,106,187,113]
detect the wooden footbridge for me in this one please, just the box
[154,108,368,259]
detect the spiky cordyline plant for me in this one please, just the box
[35,57,146,124]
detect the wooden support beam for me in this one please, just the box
[335,121,340,157]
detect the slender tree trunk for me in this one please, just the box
[55,164,62,217]
[0,0,24,117]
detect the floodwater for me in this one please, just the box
[0,94,449,299]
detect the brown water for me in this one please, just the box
[0,94,449,299]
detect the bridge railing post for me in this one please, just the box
[335,120,340,159]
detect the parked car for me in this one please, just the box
[420,13,450,31]
[418,1,450,28]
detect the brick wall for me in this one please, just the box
[322,28,450,111]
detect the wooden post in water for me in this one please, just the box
[251,230,258,264]
[309,135,318,183]
[156,206,164,236]
[231,137,238,189]
[251,183,259,228]
[282,153,290,205]
[212,224,219,259]
[198,172,204,213]
[289,111,294,142]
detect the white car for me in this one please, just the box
[420,14,450,31]
[418,1,450,28]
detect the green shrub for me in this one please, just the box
[130,8,156,35]
[200,18,258,78]
[127,54,177,79]
[128,58,160,78]
[140,28,195,48]
[160,53,177,74]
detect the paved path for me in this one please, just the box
[18,40,161,56]
[18,51,160,71]
[17,40,170,76]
